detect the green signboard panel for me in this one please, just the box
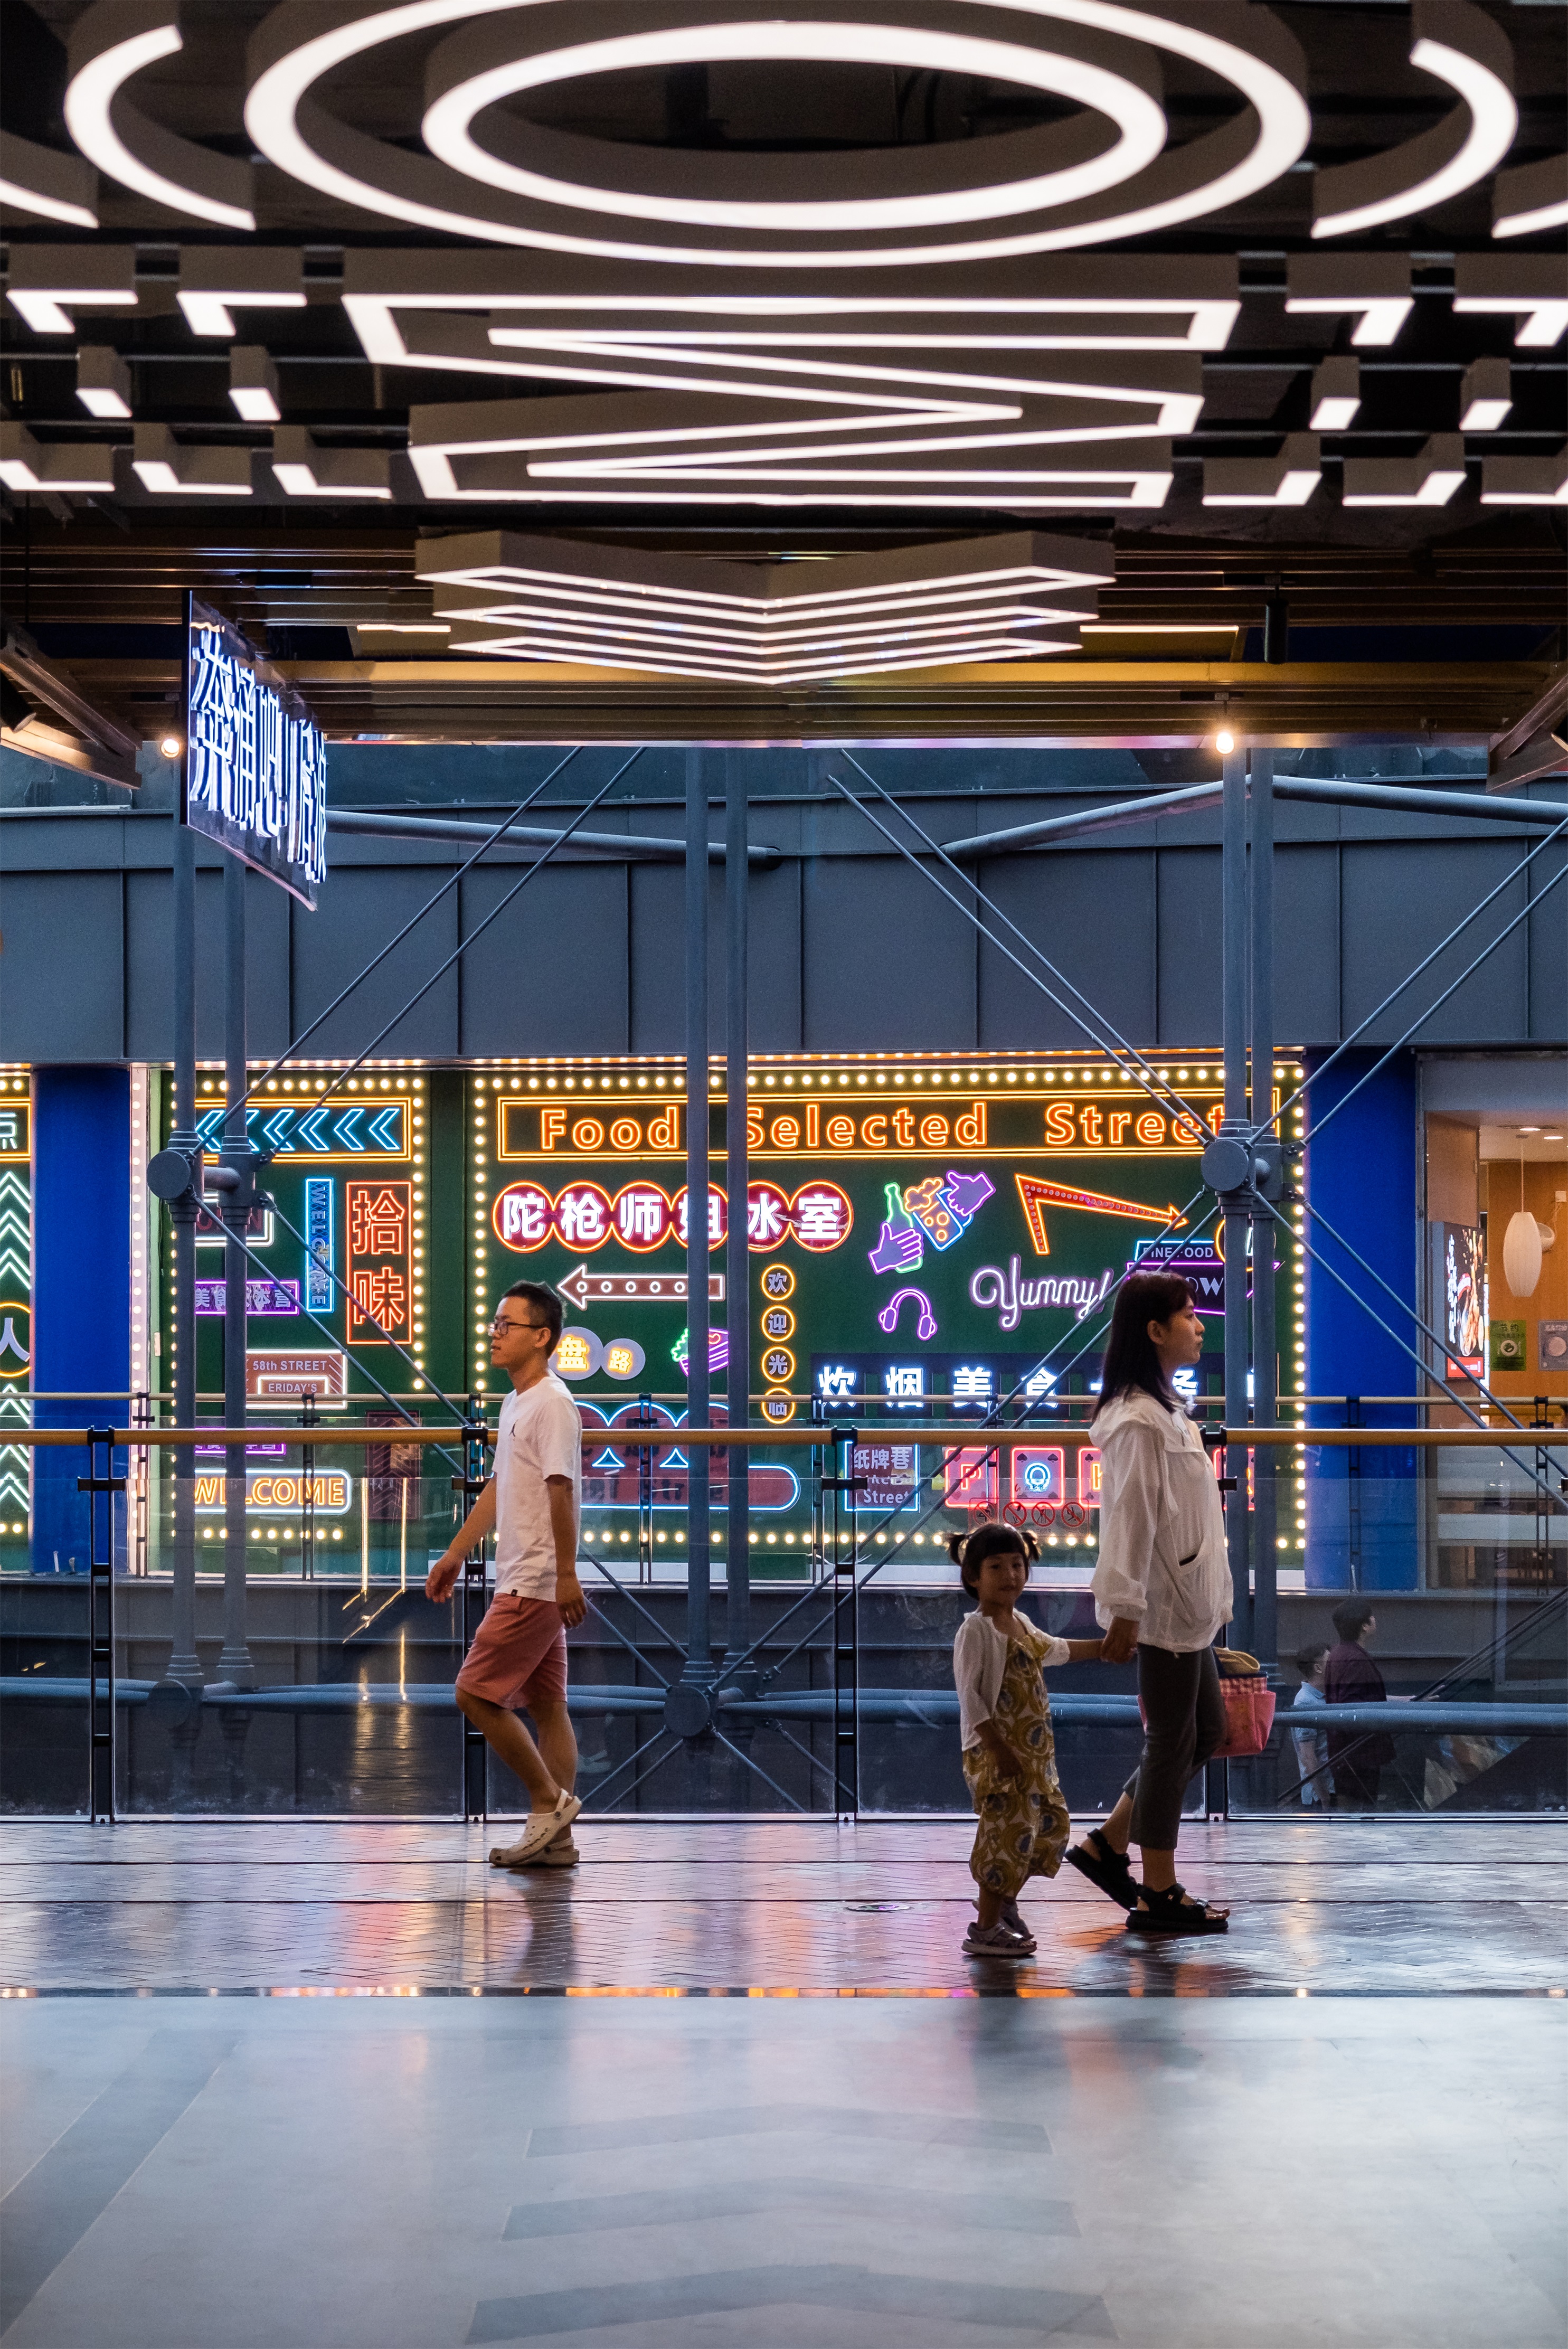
[473,1053,1303,1568]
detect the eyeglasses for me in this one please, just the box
[490,1315,545,1336]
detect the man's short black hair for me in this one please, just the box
[1331,1598,1376,1644]
[502,1280,563,1350]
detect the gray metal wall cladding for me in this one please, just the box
[2,813,1563,1063]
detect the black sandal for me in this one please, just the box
[1124,1882,1230,1936]
[1064,1828,1139,1912]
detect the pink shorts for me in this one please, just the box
[455,1593,568,1713]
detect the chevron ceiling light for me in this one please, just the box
[243,0,1311,267]
[415,529,1112,682]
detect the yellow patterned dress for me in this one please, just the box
[962,1618,1072,1899]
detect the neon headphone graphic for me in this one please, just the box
[877,1287,938,1339]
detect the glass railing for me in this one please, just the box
[1,1410,1563,1818]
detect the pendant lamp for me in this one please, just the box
[1501,1207,1543,1298]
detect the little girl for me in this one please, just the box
[952,1522,1105,1958]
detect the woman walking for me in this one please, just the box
[1065,1271,1233,1934]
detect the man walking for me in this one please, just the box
[427,1280,587,1867]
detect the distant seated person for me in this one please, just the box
[1324,1600,1396,1811]
[1290,1643,1333,1807]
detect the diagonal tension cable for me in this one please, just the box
[260,1193,468,1431]
[1264,1195,1564,1517]
[226,756,647,1430]
[228,746,587,1122]
[291,748,646,1122]
[1282,836,1568,1156]
[221,1213,461,1470]
[724,1185,1213,1690]
[1264,817,1568,1141]
[835,751,1206,1133]
[1296,1192,1566,1473]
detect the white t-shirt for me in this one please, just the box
[952,1611,1071,1750]
[492,1373,582,1600]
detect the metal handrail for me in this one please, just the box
[0,1679,1560,1738]
[11,1392,1550,1409]
[8,1425,1567,1449]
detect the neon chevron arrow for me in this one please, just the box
[367,1106,401,1149]
[296,1107,330,1152]
[1015,1173,1187,1256]
[334,1108,365,1152]
[262,1109,294,1149]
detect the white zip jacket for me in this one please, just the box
[1090,1389,1233,1653]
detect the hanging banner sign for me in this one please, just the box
[184,595,327,908]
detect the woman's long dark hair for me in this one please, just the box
[1091,1271,1195,1420]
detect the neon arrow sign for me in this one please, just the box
[558,1262,724,1309]
[1015,1173,1187,1256]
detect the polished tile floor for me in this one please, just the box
[2,1820,1564,2347]
[1,1817,1563,1994]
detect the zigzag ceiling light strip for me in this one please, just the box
[340,251,1224,511]
[417,529,1113,683]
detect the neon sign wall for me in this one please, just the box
[0,1069,31,1551]
[176,1069,431,1407]
[472,1055,1303,1417]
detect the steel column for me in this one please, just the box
[682,748,713,1691]
[164,805,202,1686]
[1220,747,1252,1652]
[1249,749,1278,1667]
[460,1397,489,1817]
[723,750,751,1677]
[80,1425,124,1820]
[218,855,254,1686]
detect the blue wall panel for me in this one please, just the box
[1303,1050,1420,1591]
[30,1067,130,1577]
